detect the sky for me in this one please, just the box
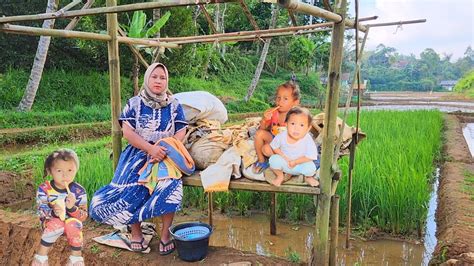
[347,0,473,61]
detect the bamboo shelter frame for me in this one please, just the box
[0,0,426,264]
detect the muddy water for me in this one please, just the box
[422,168,439,265]
[356,105,474,113]
[463,123,474,157]
[183,213,425,264]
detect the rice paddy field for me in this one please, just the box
[0,110,443,236]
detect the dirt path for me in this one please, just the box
[430,114,474,265]
[0,171,294,265]
[0,209,295,265]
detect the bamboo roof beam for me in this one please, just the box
[0,0,237,24]
[278,0,367,32]
[0,23,180,48]
[160,21,334,42]
[239,0,260,30]
[170,27,333,44]
[199,4,218,34]
[364,19,426,27]
[158,15,379,44]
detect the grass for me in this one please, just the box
[0,68,323,128]
[462,170,474,201]
[0,110,443,236]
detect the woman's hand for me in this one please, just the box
[65,193,76,209]
[148,145,168,163]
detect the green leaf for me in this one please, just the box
[129,11,146,38]
[145,11,171,38]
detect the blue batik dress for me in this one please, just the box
[89,96,188,225]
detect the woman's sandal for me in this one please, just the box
[252,161,269,174]
[159,240,175,256]
[130,238,147,252]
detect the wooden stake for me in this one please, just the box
[329,195,340,266]
[0,0,238,24]
[270,192,277,235]
[312,0,346,264]
[106,0,122,170]
[208,192,214,227]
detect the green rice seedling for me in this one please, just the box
[337,110,443,235]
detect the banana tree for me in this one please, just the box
[121,10,170,95]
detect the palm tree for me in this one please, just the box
[244,5,279,102]
[17,0,58,111]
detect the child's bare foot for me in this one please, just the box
[32,255,48,266]
[305,176,320,187]
[65,256,84,266]
[272,174,285,187]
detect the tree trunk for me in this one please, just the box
[17,0,58,112]
[219,4,227,56]
[274,53,278,74]
[244,5,278,102]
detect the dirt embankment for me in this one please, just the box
[431,114,474,265]
[0,171,294,265]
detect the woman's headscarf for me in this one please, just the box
[139,63,172,109]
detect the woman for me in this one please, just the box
[90,63,188,255]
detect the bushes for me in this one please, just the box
[454,70,474,97]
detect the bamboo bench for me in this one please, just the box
[182,173,321,235]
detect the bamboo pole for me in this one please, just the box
[170,27,332,44]
[312,0,346,264]
[159,16,377,43]
[0,0,237,24]
[160,21,334,42]
[106,0,122,170]
[345,139,356,247]
[278,0,366,31]
[239,0,260,30]
[65,0,95,31]
[0,24,179,48]
[117,28,150,69]
[329,195,340,266]
[199,4,218,34]
[333,28,369,164]
[365,19,426,27]
[288,10,297,26]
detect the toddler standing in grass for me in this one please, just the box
[32,149,88,266]
[267,107,320,187]
[252,81,301,174]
